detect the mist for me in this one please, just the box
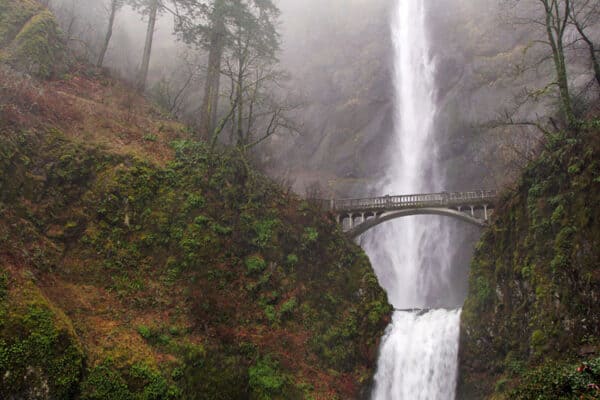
[45,0,600,196]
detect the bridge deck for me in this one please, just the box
[319,190,497,214]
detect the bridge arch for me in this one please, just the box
[345,208,487,239]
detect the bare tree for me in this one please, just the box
[219,51,300,152]
[538,0,576,127]
[569,0,600,89]
[501,0,578,129]
[151,50,205,117]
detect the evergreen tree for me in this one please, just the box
[173,0,280,141]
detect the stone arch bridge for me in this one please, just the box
[317,190,497,238]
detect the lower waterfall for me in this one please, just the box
[371,310,462,399]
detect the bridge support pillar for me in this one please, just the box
[484,205,488,220]
[361,213,365,223]
[457,206,462,212]
[470,205,474,216]
[348,214,354,229]
[336,215,340,225]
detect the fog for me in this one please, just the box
[46,0,600,195]
[43,0,600,344]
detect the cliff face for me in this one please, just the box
[458,122,600,399]
[0,2,391,399]
[267,0,394,196]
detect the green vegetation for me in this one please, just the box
[0,0,66,78]
[0,55,390,400]
[0,126,390,399]
[80,360,181,400]
[0,2,391,398]
[245,255,267,275]
[248,357,286,400]
[458,123,600,399]
[0,280,85,399]
[510,358,600,400]
[0,0,43,48]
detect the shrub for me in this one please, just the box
[280,297,297,317]
[302,227,319,244]
[264,305,277,324]
[286,254,299,266]
[252,218,279,248]
[137,325,152,340]
[245,255,267,275]
[248,357,285,400]
[510,358,600,399]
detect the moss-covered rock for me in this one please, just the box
[0,267,85,400]
[0,0,67,79]
[457,121,600,399]
[0,0,43,48]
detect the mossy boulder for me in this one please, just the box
[457,122,600,399]
[0,267,85,399]
[0,0,43,48]
[0,0,67,79]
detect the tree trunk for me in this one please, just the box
[236,47,245,146]
[543,0,575,128]
[572,19,600,89]
[592,49,600,89]
[138,0,159,92]
[97,0,118,68]
[198,0,226,141]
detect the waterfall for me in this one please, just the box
[363,0,462,398]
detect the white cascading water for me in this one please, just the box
[364,1,462,399]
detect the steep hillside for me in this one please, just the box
[457,122,600,399]
[0,2,391,399]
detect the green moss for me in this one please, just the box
[0,283,84,399]
[81,360,181,400]
[3,9,67,79]
[530,330,547,354]
[0,0,43,48]
[0,130,391,398]
[459,124,600,399]
[510,358,600,399]
[80,362,132,400]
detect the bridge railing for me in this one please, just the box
[317,190,497,213]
